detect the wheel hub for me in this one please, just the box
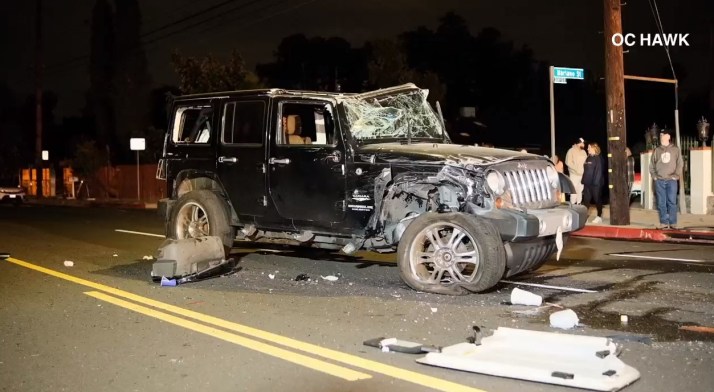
[433,248,455,268]
[188,221,200,237]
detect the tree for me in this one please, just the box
[72,140,108,181]
[88,0,115,148]
[366,39,445,104]
[0,83,22,179]
[256,34,368,92]
[113,0,151,161]
[171,50,262,94]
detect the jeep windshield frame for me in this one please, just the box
[339,88,446,144]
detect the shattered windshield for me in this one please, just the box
[341,89,444,141]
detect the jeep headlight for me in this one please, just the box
[546,166,559,188]
[486,171,506,195]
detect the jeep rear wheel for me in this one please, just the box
[397,212,506,295]
[168,190,235,256]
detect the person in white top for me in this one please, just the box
[565,137,587,204]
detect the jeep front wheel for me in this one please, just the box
[168,190,235,255]
[397,213,506,295]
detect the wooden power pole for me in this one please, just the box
[604,0,629,225]
[35,0,44,198]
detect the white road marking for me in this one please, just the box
[608,253,710,263]
[500,280,598,293]
[115,229,165,238]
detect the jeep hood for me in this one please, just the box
[356,143,547,167]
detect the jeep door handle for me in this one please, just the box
[269,158,291,165]
[218,156,238,163]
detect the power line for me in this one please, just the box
[647,0,677,80]
[188,0,317,40]
[141,0,265,46]
[44,0,259,74]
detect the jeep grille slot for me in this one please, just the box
[503,168,553,208]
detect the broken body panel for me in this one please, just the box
[157,83,587,293]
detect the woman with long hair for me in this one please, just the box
[581,142,605,223]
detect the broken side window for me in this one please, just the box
[172,105,212,144]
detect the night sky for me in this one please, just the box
[1,0,712,118]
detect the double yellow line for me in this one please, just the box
[6,257,486,392]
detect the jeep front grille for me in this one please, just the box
[503,168,554,208]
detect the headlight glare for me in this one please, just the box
[486,171,506,195]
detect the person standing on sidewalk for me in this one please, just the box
[650,129,683,229]
[625,147,635,197]
[565,137,587,204]
[581,142,605,223]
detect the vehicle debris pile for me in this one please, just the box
[151,236,236,285]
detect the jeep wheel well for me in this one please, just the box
[172,170,240,225]
[372,171,467,244]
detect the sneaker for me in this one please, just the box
[592,216,603,224]
[662,225,673,230]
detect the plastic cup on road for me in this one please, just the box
[550,309,579,329]
[510,287,543,306]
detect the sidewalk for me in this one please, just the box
[24,197,157,210]
[572,204,714,244]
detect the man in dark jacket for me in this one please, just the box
[582,142,605,223]
[650,129,683,229]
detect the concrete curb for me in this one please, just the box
[572,225,668,241]
[572,225,714,244]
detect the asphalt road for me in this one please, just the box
[1,204,713,392]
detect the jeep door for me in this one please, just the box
[217,98,269,217]
[268,100,346,224]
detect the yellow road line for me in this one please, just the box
[84,291,369,381]
[6,257,486,392]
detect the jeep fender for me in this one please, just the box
[172,169,240,226]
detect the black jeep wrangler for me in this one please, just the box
[156,83,587,295]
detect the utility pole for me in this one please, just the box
[35,0,44,198]
[604,0,629,225]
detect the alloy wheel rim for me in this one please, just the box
[175,201,210,239]
[408,222,480,285]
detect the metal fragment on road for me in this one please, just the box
[555,226,564,260]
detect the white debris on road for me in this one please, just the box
[549,309,580,329]
[321,275,339,281]
[555,226,563,261]
[510,287,543,306]
[63,260,74,267]
[268,274,275,280]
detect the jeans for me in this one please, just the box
[569,175,583,204]
[582,184,603,217]
[655,179,678,225]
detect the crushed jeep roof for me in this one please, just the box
[173,83,420,102]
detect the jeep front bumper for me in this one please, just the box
[477,204,588,241]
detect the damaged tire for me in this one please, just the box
[397,212,506,295]
[168,190,235,256]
